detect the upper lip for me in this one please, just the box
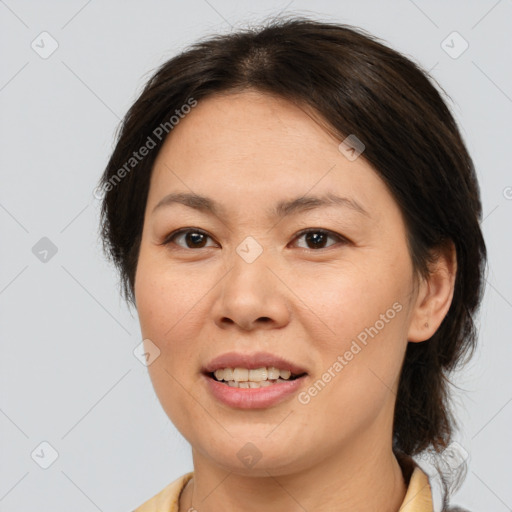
[203,351,308,376]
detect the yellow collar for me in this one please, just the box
[399,465,434,511]
[133,465,434,511]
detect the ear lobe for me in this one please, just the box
[407,241,457,343]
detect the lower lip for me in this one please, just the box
[203,374,307,409]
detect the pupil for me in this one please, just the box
[187,232,206,248]
[184,231,327,249]
[306,232,326,248]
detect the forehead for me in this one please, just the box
[161,90,338,165]
[146,90,394,221]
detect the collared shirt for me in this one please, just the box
[133,465,436,512]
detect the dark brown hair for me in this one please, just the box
[98,14,486,482]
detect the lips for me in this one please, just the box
[203,351,308,376]
[201,351,309,408]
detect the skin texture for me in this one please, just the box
[134,90,456,512]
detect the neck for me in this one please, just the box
[179,431,408,512]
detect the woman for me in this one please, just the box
[98,16,486,512]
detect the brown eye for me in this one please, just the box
[162,227,348,251]
[162,228,216,249]
[292,229,347,250]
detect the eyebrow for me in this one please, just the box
[151,192,370,219]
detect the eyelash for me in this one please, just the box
[160,227,349,251]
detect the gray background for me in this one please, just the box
[1,0,511,510]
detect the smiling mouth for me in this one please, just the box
[206,366,307,389]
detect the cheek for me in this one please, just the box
[134,250,209,435]
[293,255,410,406]
[134,247,221,386]
[135,247,200,340]
[293,258,408,345]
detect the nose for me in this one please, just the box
[211,255,291,332]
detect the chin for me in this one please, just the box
[195,436,314,476]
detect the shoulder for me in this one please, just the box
[132,472,194,512]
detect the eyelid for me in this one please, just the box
[160,227,350,249]
[159,227,216,247]
[290,228,350,249]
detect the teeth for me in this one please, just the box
[220,378,289,388]
[267,367,280,380]
[211,366,303,386]
[233,368,249,382]
[212,366,297,382]
[223,368,234,381]
[249,367,267,381]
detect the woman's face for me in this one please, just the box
[135,90,422,475]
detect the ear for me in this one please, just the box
[407,241,457,343]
